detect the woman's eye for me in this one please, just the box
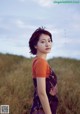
[48,40,51,42]
[41,40,51,43]
[41,41,45,43]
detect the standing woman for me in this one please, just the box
[29,27,58,114]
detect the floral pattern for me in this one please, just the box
[30,68,58,114]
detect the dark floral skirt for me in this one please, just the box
[30,68,59,114]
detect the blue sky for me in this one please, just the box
[0,0,80,60]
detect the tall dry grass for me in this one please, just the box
[48,57,80,114]
[0,53,80,114]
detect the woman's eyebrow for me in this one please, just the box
[40,38,51,41]
[41,39,46,41]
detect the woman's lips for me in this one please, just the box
[45,48,51,50]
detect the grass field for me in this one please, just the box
[0,53,80,114]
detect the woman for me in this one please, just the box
[29,27,58,114]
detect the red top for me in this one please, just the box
[32,57,51,78]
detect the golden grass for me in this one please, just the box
[0,53,80,114]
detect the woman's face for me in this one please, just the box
[35,34,52,54]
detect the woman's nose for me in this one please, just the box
[45,42,50,47]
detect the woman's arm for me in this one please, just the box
[37,77,52,114]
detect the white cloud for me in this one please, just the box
[18,0,25,2]
[71,13,80,31]
[0,18,10,30]
[15,20,26,28]
[33,0,53,7]
[18,0,54,7]
[65,38,80,45]
[15,19,37,30]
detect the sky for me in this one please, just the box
[0,0,80,60]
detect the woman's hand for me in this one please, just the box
[49,84,58,96]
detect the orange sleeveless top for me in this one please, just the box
[32,57,51,78]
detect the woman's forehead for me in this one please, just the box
[39,34,50,40]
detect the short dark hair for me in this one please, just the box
[29,27,52,55]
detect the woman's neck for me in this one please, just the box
[36,53,47,60]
